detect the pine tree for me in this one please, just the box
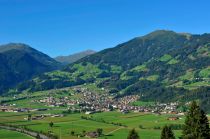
[27,113,32,121]
[183,101,200,138]
[161,125,175,139]
[197,109,210,138]
[182,101,210,139]
[49,121,54,128]
[96,128,103,137]
[127,129,140,139]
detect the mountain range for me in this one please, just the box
[1,30,210,111]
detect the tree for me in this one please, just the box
[197,109,210,138]
[96,128,103,137]
[70,131,75,136]
[49,121,54,128]
[27,113,32,121]
[182,101,210,139]
[161,125,175,139]
[127,129,140,139]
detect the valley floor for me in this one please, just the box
[0,111,186,139]
[0,86,209,139]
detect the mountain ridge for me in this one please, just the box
[77,30,194,69]
[5,30,210,111]
[55,49,96,64]
[0,43,62,94]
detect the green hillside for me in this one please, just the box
[0,43,62,94]
[14,30,210,111]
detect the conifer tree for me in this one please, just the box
[161,125,175,139]
[182,101,210,139]
[127,129,140,139]
[96,128,103,137]
[197,109,210,138]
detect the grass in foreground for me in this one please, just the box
[0,129,33,139]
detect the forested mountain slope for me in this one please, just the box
[15,30,210,110]
[0,43,61,94]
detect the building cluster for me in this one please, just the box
[0,86,183,116]
[66,87,182,115]
[32,95,79,107]
[24,113,64,120]
[0,105,47,113]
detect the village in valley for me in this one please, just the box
[0,85,185,122]
[0,80,207,139]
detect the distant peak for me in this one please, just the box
[55,49,96,64]
[151,29,175,33]
[144,30,176,37]
[0,43,33,53]
[138,30,192,41]
[83,49,96,53]
[147,30,192,37]
[65,49,96,57]
[2,43,30,48]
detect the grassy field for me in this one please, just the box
[0,111,185,139]
[0,128,33,139]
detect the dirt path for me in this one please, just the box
[105,127,124,135]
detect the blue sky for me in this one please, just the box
[0,0,210,57]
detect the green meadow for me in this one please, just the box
[0,128,33,139]
[0,111,185,139]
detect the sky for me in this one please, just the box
[0,0,210,57]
